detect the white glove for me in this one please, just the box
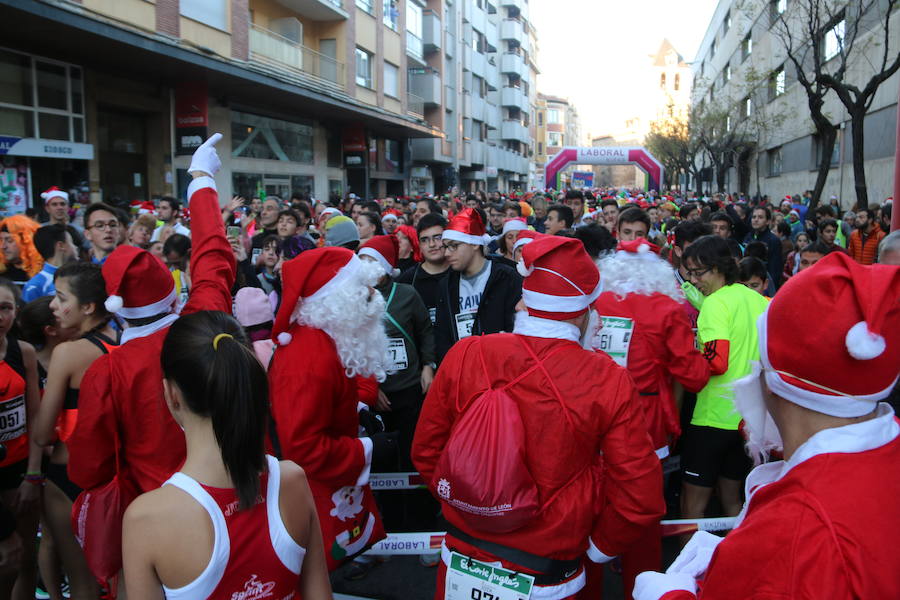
[188,133,223,176]
[633,571,697,600]
[666,530,723,579]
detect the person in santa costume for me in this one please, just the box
[413,235,664,600]
[268,246,392,571]
[634,251,900,600]
[589,238,710,598]
[69,133,236,497]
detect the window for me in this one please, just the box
[724,10,731,34]
[356,0,374,14]
[231,111,314,164]
[660,73,666,89]
[814,134,839,167]
[355,48,373,88]
[767,147,783,176]
[547,109,561,124]
[726,115,732,131]
[548,132,562,146]
[742,33,753,61]
[743,96,752,117]
[537,141,543,155]
[180,0,228,30]
[537,112,543,126]
[383,0,399,29]
[383,62,399,97]
[770,0,787,23]
[0,50,85,142]
[824,19,844,61]
[769,65,785,100]
[674,73,680,91]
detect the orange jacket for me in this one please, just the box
[848,224,885,265]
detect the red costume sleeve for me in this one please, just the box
[702,340,730,376]
[663,308,711,393]
[589,369,666,559]
[182,181,236,316]
[356,376,378,409]
[66,355,117,490]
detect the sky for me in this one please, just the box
[530,0,720,139]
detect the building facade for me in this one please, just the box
[691,0,899,204]
[532,93,579,188]
[0,0,445,215]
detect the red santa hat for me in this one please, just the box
[759,252,900,417]
[442,207,490,246]
[271,247,361,346]
[512,229,540,254]
[616,237,660,255]
[41,186,68,204]
[518,236,601,320]
[139,201,156,215]
[102,245,177,317]
[358,234,400,278]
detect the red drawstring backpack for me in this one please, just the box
[433,336,573,533]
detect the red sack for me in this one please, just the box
[71,473,140,584]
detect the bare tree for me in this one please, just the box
[645,103,704,191]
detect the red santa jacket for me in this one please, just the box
[593,292,709,456]
[69,180,236,493]
[413,333,664,564]
[652,405,900,599]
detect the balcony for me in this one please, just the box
[468,4,487,33]
[500,19,524,42]
[470,140,486,166]
[500,86,528,112]
[484,102,501,128]
[485,20,499,49]
[464,46,487,78]
[499,0,525,12]
[409,69,441,106]
[466,94,485,120]
[249,24,345,89]
[274,0,348,21]
[445,86,457,112]
[423,11,442,52]
[407,31,425,66]
[407,92,425,119]
[445,30,456,59]
[411,138,453,164]
[485,64,500,90]
[500,52,526,77]
[501,119,529,142]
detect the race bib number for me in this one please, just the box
[455,312,476,340]
[445,552,534,600]
[387,338,409,371]
[429,307,437,325]
[593,316,635,368]
[0,395,26,443]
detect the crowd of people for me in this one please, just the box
[0,132,896,600]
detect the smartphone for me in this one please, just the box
[227,226,241,238]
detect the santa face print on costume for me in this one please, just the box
[295,258,390,381]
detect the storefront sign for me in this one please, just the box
[175,82,209,155]
[0,136,94,160]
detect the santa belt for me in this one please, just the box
[445,524,582,585]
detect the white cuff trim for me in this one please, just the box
[187,176,217,199]
[586,538,615,563]
[633,572,697,600]
[356,436,373,486]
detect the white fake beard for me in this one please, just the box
[296,259,390,382]
[732,362,783,466]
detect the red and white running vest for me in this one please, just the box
[162,455,306,600]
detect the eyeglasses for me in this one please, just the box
[88,220,120,231]
[442,241,462,252]
[419,234,443,246]
[685,266,712,279]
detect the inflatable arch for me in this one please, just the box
[545,147,664,191]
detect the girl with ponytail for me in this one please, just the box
[122,310,330,600]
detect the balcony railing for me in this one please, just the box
[407,92,425,119]
[249,24,345,89]
[407,31,424,62]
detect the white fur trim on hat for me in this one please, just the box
[521,286,600,313]
[501,220,528,235]
[845,321,886,360]
[114,286,177,319]
[41,189,68,203]
[358,247,394,278]
[512,237,534,254]
[381,213,398,222]
[441,230,490,246]
[305,254,361,304]
[516,259,534,277]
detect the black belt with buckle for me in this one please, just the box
[445,524,582,586]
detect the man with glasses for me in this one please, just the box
[433,208,521,362]
[397,213,450,325]
[83,202,122,265]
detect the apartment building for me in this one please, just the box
[408,0,536,195]
[0,0,441,213]
[691,0,899,203]
[532,93,580,188]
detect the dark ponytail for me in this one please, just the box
[54,262,111,319]
[161,310,269,510]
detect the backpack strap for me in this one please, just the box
[508,336,576,431]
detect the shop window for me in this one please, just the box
[231,111,314,164]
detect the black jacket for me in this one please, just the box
[397,263,450,325]
[434,258,522,363]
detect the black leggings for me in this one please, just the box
[45,461,82,502]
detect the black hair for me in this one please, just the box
[709,211,733,230]
[161,310,268,510]
[738,257,768,284]
[33,224,69,261]
[862,207,876,221]
[293,202,311,223]
[681,235,739,285]
[600,199,619,211]
[362,200,381,214]
[815,205,835,218]
[679,203,698,220]
[752,205,772,221]
[800,241,833,257]
[261,234,282,253]
[743,241,768,262]
[160,196,181,212]
[19,296,54,347]
[504,201,522,216]
[416,212,447,234]
[564,190,584,202]
[548,204,574,228]
[83,203,120,227]
[54,261,111,317]
[421,199,442,215]
[617,207,651,232]
[574,223,616,259]
[673,220,712,248]
[277,209,301,228]
[163,234,192,258]
[358,211,385,236]
[776,221,792,238]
